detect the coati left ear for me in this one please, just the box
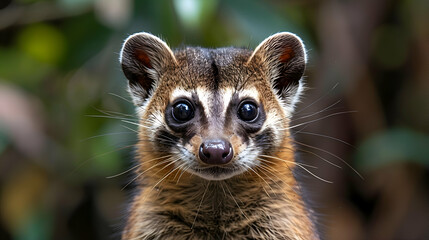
[120,32,177,105]
[248,32,307,104]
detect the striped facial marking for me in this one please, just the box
[154,85,281,180]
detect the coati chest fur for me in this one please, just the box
[119,32,319,239]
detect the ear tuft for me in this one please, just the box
[248,32,307,102]
[120,32,176,105]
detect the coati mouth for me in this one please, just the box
[192,166,243,181]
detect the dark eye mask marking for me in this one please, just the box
[154,129,180,152]
[164,93,206,146]
[254,129,275,155]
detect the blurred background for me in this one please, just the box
[0,0,428,239]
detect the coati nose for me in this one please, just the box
[199,139,233,165]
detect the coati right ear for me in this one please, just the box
[120,32,176,105]
[248,32,307,108]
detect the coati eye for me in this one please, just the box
[238,102,258,122]
[172,100,194,122]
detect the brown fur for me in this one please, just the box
[119,32,319,239]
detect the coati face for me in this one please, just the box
[120,32,306,181]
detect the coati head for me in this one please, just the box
[120,32,306,181]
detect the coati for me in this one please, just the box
[119,32,319,239]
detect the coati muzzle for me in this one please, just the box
[199,139,233,165]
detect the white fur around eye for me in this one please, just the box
[238,87,260,102]
[196,87,212,119]
[220,88,234,116]
[170,88,192,102]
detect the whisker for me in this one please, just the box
[292,140,363,179]
[295,82,339,114]
[86,114,137,122]
[192,182,210,229]
[223,182,249,220]
[255,161,298,194]
[93,106,135,118]
[79,131,134,142]
[107,164,141,179]
[295,164,333,183]
[296,131,355,148]
[284,111,357,130]
[297,148,342,169]
[108,92,133,103]
[69,144,135,177]
[121,120,150,128]
[121,124,138,134]
[292,99,342,121]
[242,163,272,197]
[107,155,172,179]
[258,155,332,183]
[121,157,173,190]
[255,163,285,187]
[259,154,318,169]
[172,162,188,182]
[253,163,295,201]
[293,124,310,135]
[176,165,191,184]
[151,160,183,191]
[150,157,181,179]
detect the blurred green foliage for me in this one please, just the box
[357,128,429,170]
[0,0,428,239]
